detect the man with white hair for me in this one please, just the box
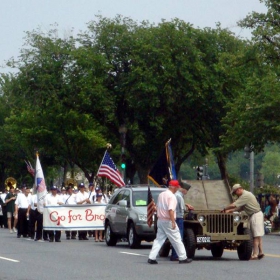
[222,183,264,260]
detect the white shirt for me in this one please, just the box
[44,193,63,206]
[15,193,30,208]
[29,194,37,210]
[76,191,89,204]
[64,194,77,205]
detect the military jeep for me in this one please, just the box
[183,180,253,260]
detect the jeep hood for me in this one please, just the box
[182,180,233,210]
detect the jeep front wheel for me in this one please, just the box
[237,228,253,261]
[184,228,196,259]
[128,223,141,248]
[105,222,117,246]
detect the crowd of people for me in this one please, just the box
[0,182,110,242]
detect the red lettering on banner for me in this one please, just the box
[68,210,82,223]
[49,211,66,225]
[85,209,105,221]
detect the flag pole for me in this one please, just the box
[96,150,107,176]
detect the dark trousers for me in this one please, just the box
[78,231,87,239]
[29,209,36,239]
[43,230,49,241]
[35,211,43,240]
[29,209,43,240]
[18,208,28,237]
[0,215,4,227]
[48,230,61,241]
[2,207,8,228]
[65,230,77,238]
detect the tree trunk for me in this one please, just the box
[136,165,150,184]
[216,152,229,182]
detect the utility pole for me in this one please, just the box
[244,145,254,193]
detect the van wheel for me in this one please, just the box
[105,222,117,246]
[237,228,253,260]
[184,228,196,259]
[128,223,141,248]
[211,243,224,258]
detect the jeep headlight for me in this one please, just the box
[138,214,147,222]
[198,215,205,223]
[233,215,241,222]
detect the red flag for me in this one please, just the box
[97,151,125,187]
[147,185,156,227]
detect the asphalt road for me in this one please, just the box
[0,229,279,280]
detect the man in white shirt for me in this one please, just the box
[44,186,63,242]
[64,185,77,240]
[14,186,31,238]
[76,183,91,240]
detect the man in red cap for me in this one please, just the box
[148,180,192,264]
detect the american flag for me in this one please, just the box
[25,160,35,177]
[147,185,156,227]
[97,151,125,187]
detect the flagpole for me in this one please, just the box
[96,150,107,176]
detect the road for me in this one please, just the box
[0,229,279,280]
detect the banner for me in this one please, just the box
[43,204,106,230]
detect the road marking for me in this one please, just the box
[225,250,280,258]
[0,256,20,263]
[120,252,147,257]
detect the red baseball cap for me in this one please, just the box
[168,180,181,188]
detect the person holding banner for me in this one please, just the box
[44,186,63,242]
[76,183,91,240]
[64,185,77,240]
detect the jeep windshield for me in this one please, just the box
[132,190,163,207]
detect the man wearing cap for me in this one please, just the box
[76,183,91,240]
[44,186,63,242]
[14,186,31,238]
[148,179,192,264]
[222,183,264,260]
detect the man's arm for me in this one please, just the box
[168,209,176,229]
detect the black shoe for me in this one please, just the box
[71,236,76,240]
[83,237,89,240]
[66,236,70,240]
[170,257,179,261]
[55,240,61,242]
[43,238,49,241]
[179,258,192,264]
[148,259,158,264]
[79,237,83,240]
[49,239,54,242]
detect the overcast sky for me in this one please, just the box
[0,0,267,73]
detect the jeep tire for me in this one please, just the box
[237,228,253,261]
[184,228,196,259]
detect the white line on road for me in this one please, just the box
[0,256,20,263]
[120,252,147,257]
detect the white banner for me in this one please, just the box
[43,204,106,230]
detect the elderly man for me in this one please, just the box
[222,183,264,260]
[148,180,192,264]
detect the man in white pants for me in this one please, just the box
[148,180,192,264]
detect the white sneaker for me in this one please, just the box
[13,228,17,233]
[10,230,13,234]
